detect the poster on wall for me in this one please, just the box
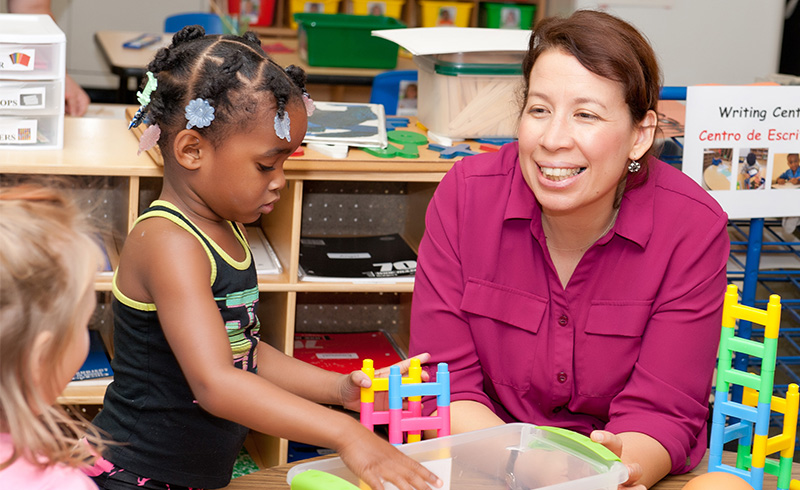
[682,85,800,219]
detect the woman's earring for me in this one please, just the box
[628,160,641,173]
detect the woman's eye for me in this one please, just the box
[576,112,598,120]
[528,106,548,116]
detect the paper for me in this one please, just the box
[371,27,531,56]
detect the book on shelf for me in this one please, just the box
[294,330,405,374]
[96,232,119,277]
[70,330,113,384]
[298,233,416,283]
[244,226,282,275]
[303,101,388,149]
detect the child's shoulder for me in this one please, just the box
[0,434,95,490]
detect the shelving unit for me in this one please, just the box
[0,115,454,467]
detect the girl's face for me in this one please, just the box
[203,102,307,224]
[517,49,652,216]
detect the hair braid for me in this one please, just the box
[133,25,307,164]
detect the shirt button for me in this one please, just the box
[557,372,568,383]
[558,315,568,326]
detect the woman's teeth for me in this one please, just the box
[540,166,586,181]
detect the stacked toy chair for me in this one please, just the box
[708,284,800,490]
[360,358,450,445]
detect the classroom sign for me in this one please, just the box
[682,85,800,219]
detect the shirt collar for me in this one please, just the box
[502,148,656,249]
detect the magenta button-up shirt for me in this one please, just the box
[409,142,729,474]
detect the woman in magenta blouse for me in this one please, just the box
[409,10,730,489]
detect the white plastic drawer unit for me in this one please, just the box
[0,80,64,114]
[0,14,66,81]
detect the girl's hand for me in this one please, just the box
[338,353,432,412]
[337,426,443,490]
[590,431,645,490]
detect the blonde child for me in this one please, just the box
[89,26,442,490]
[0,184,107,489]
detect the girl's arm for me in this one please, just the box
[119,219,440,490]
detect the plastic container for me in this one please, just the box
[414,50,523,139]
[228,0,277,27]
[0,13,65,150]
[289,0,341,29]
[287,423,628,489]
[418,0,473,27]
[481,2,536,29]
[294,13,405,68]
[350,0,406,21]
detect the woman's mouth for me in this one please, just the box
[539,166,586,182]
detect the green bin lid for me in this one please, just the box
[415,51,523,76]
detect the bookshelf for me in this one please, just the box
[0,115,454,467]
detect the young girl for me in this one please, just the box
[0,184,107,489]
[90,26,442,490]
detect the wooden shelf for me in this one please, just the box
[0,114,458,467]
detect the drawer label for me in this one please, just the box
[0,118,38,144]
[0,86,46,109]
[0,49,36,72]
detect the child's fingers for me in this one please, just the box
[375,353,432,378]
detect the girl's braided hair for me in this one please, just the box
[142,26,307,160]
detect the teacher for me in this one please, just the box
[409,10,730,489]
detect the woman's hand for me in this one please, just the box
[338,353,432,412]
[590,431,645,490]
[337,425,442,490]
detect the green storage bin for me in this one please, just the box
[294,13,405,68]
[481,2,536,29]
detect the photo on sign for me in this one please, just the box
[396,80,418,116]
[437,6,456,25]
[771,152,800,189]
[702,147,733,191]
[736,148,768,191]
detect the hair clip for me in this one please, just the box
[137,71,158,107]
[128,106,145,129]
[137,124,161,156]
[303,92,315,117]
[274,111,291,141]
[185,98,215,130]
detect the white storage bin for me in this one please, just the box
[0,14,66,81]
[0,13,66,149]
[0,114,63,148]
[0,80,64,115]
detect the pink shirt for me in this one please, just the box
[0,433,97,489]
[409,142,729,474]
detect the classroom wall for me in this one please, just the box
[51,0,207,89]
[546,0,785,87]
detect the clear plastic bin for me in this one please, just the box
[0,80,64,115]
[0,14,66,81]
[415,50,523,139]
[287,423,628,489]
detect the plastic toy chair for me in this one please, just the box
[738,383,799,490]
[708,284,783,490]
[165,12,224,34]
[369,70,418,116]
[387,360,450,445]
[360,358,422,439]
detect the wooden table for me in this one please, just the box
[94,30,416,103]
[221,451,800,489]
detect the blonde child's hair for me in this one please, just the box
[0,184,107,470]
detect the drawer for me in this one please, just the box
[0,80,64,115]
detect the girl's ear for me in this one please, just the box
[630,109,658,161]
[173,129,208,170]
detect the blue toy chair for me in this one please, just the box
[370,70,418,116]
[165,12,224,34]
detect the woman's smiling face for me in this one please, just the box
[518,49,651,216]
